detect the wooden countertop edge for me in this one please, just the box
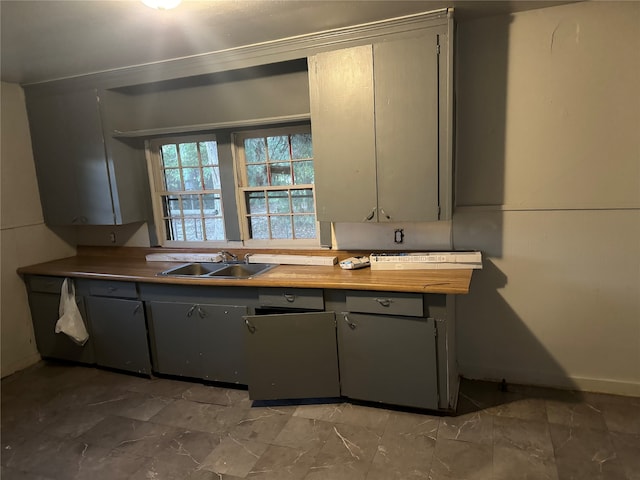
[17,255,473,295]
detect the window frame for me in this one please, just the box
[233,125,320,248]
[146,133,241,248]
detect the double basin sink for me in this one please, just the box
[158,261,276,279]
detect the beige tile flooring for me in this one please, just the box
[2,361,639,479]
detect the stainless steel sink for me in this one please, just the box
[158,262,275,279]
[208,263,275,278]
[159,262,224,276]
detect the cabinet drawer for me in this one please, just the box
[88,280,137,299]
[28,276,64,294]
[258,288,324,310]
[345,291,423,317]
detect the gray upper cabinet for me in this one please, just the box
[25,88,149,226]
[309,27,449,223]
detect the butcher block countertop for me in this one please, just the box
[17,246,474,295]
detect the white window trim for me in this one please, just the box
[232,125,320,248]
[145,134,237,248]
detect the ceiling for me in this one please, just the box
[1,0,575,85]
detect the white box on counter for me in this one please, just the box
[369,251,482,270]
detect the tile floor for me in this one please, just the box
[1,361,639,480]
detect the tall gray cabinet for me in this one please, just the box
[309,26,451,223]
[25,88,149,226]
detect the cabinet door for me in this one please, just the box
[374,32,440,222]
[337,312,438,409]
[26,89,115,225]
[309,45,378,222]
[86,297,151,374]
[244,312,339,400]
[28,292,95,364]
[147,302,201,378]
[200,305,248,384]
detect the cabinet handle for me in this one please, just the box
[343,313,357,330]
[133,304,142,315]
[283,294,296,303]
[375,298,392,307]
[379,208,391,220]
[197,306,207,319]
[108,287,118,293]
[364,208,376,222]
[245,319,256,334]
[187,304,198,317]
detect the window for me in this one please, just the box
[147,135,226,246]
[146,125,317,247]
[234,126,317,244]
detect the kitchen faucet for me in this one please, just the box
[218,251,238,262]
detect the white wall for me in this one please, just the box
[453,2,640,395]
[0,82,76,378]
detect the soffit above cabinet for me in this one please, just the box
[1,0,579,85]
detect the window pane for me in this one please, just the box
[270,162,292,186]
[267,136,290,161]
[205,218,225,241]
[270,216,292,239]
[161,144,178,167]
[268,191,291,214]
[167,218,184,241]
[245,138,266,164]
[293,215,317,239]
[247,191,266,214]
[293,161,314,185]
[179,143,199,167]
[163,169,182,191]
[184,218,203,241]
[202,194,221,216]
[247,164,268,187]
[182,168,202,191]
[202,166,220,190]
[291,189,314,213]
[162,195,181,217]
[181,194,201,216]
[249,216,269,239]
[199,141,218,166]
[291,134,312,159]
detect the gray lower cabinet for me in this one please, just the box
[26,276,95,364]
[85,296,151,374]
[337,312,438,410]
[147,301,248,384]
[244,311,340,400]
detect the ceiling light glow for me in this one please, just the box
[141,0,182,10]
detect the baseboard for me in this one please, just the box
[459,364,640,397]
[1,353,41,379]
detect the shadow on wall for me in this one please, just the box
[453,12,580,394]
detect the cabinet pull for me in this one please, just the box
[133,304,142,315]
[245,319,256,334]
[187,304,198,317]
[379,208,391,220]
[343,313,357,330]
[197,306,207,319]
[375,298,392,307]
[283,294,296,303]
[364,208,376,221]
[108,287,118,293]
